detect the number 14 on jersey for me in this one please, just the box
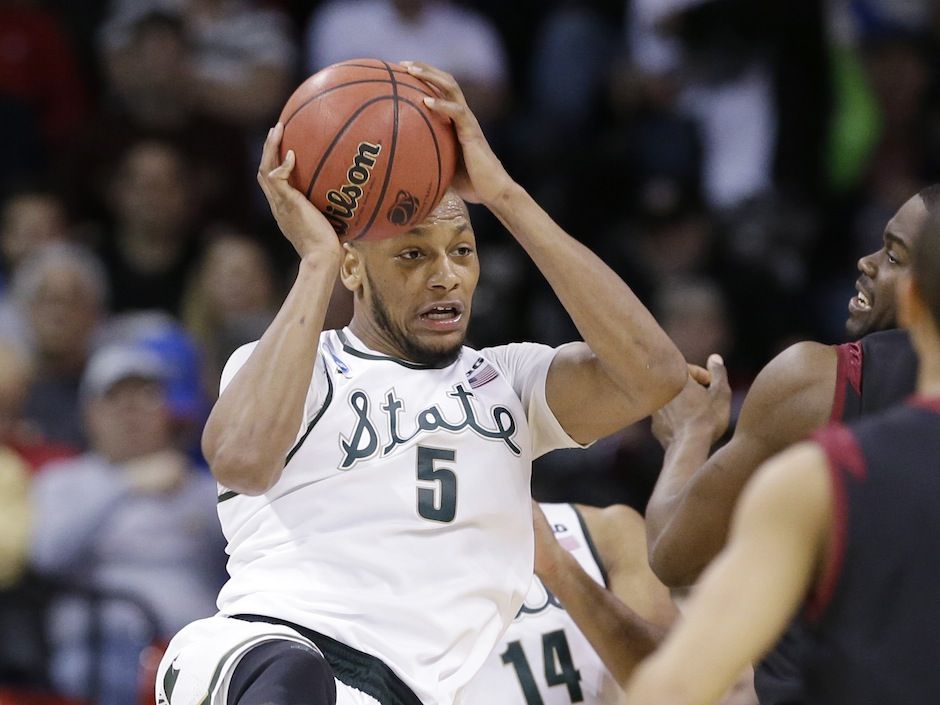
[501,630,584,705]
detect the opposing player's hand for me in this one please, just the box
[403,61,514,206]
[532,501,567,583]
[652,355,731,448]
[257,123,343,261]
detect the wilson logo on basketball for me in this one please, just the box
[387,191,420,226]
[324,141,382,236]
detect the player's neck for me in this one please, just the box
[347,315,410,361]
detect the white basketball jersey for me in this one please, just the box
[214,329,582,705]
[460,503,620,705]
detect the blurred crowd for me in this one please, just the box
[3,0,940,702]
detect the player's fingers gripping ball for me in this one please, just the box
[278,58,458,243]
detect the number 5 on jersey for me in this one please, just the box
[416,446,457,522]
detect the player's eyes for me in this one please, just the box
[398,250,423,261]
[887,251,900,265]
[453,246,474,257]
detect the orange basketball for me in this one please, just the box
[278,59,458,242]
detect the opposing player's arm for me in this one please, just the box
[202,124,343,495]
[534,503,677,685]
[646,342,837,586]
[622,443,833,705]
[410,62,687,445]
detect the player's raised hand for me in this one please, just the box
[257,122,343,260]
[403,61,514,206]
[652,355,731,448]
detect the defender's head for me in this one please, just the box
[847,185,940,338]
[898,201,940,363]
[340,191,479,367]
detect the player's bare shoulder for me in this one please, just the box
[738,340,839,447]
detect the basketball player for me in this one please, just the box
[155,62,686,705]
[623,195,940,705]
[461,501,675,705]
[644,187,936,703]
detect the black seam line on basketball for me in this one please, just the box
[399,97,444,213]
[284,362,335,465]
[350,61,400,241]
[336,329,450,369]
[338,62,431,80]
[303,94,391,200]
[282,79,434,129]
[572,503,610,589]
[337,61,415,74]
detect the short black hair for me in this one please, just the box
[918,184,940,216]
[914,204,940,330]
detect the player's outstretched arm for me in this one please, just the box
[202,124,344,495]
[623,443,832,705]
[535,503,677,685]
[646,342,837,587]
[408,61,686,444]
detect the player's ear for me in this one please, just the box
[339,242,363,292]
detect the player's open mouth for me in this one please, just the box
[849,283,872,313]
[418,302,464,330]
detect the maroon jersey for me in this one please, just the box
[801,399,940,704]
[755,329,917,705]
[831,329,917,422]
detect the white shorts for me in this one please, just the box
[156,615,380,705]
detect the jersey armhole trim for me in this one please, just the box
[572,504,609,589]
[285,364,335,465]
[831,341,863,422]
[217,362,335,504]
[804,426,866,623]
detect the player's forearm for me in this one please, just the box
[646,427,717,586]
[621,654,710,705]
[622,562,766,705]
[203,253,340,495]
[540,551,665,684]
[487,185,686,408]
[629,449,829,704]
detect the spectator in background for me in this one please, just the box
[625,0,829,210]
[100,0,295,128]
[182,228,278,381]
[102,311,211,460]
[29,343,225,705]
[305,0,509,125]
[626,0,777,211]
[654,278,733,368]
[102,139,202,316]
[0,0,88,193]
[0,340,34,589]
[11,245,108,450]
[65,8,252,223]
[852,33,931,250]
[526,1,617,134]
[0,186,71,294]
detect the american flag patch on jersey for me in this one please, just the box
[558,535,582,552]
[466,357,498,388]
